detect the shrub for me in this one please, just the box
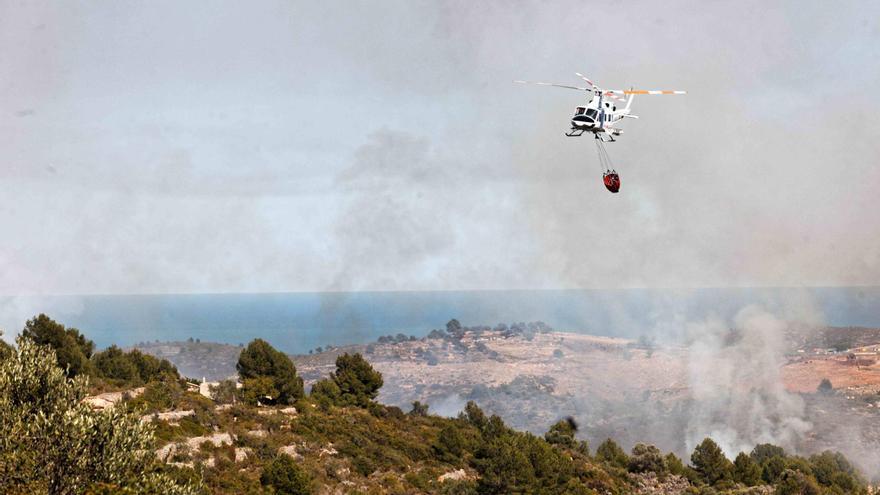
[775,469,820,495]
[240,376,278,406]
[260,454,311,495]
[433,423,466,464]
[209,379,238,405]
[544,417,578,449]
[0,338,197,494]
[809,450,864,491]
[817,378,833,394]
[628,443,667,474]
[595,438,629,469]
[410,400,430,416]
[761,456,786,484]
[92,346,179,387]
[309,378,341,409]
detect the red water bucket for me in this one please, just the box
[603,172,620,193]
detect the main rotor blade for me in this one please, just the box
[574,72,595,87]
[514,80,588,91]
[606,89,687,95]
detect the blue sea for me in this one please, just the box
[3,287,880,354]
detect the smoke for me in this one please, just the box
[428,394,468,419]
[683,306,812,457]
[2,1,878,295]
[0,295,85,342]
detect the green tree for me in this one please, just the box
[733,452,762,486]
[666,452,701,484]
[21,314,95,377]
[433,423,466,464]
[260,454,312,495]
[240,376,279,406]
[446,319,463,336]
[126,349,177,382]
[544,417,577,449]
[309,378,341,409]
[237,339,304,404]
[595,438,629,469]
[690,438,732,485]
[92,345,139,383]
[628,443,667,474]
[750,443,786,465]
[409,400,430,416]
[462,401,488,432]
[761,456,786,484]
[0,337,197,494]
[330,353,383,407]
[809,451,863,491]
[474,433,536,494]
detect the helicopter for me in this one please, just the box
[515,73,685,193]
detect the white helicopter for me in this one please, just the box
[515,73,686,141]
[515,73,685,193]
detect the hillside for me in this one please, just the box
[3,314,873,494]
[134,323,880,478]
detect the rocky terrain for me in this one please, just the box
[134,324,880,477]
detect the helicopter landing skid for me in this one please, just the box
[565,129,586,137]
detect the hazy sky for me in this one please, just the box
[1,0,879,295]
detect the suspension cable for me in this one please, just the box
[595,138,614,173]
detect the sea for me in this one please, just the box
[2,287,879,354]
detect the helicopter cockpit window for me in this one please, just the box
[585,109,598,119]
[575,107,586,115]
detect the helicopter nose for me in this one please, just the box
[572,116,595,128]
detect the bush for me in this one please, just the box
[775,469,820,495]
[240,376,278,406]
[209,379,238,405]
[93,346,178,386]
[809,450,864,492]
[0,338,197,494]
[309,378,341,409]
[595,438,629,469]
[409,400,429,416]
[544,417,578,449]
[628,443,667,474]
[237,339,304,404]
[761,455,786,484]
[817,378,833,394]
[260,454,311,495]
[433,423,466,464]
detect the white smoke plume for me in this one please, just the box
[683,305,813,457]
